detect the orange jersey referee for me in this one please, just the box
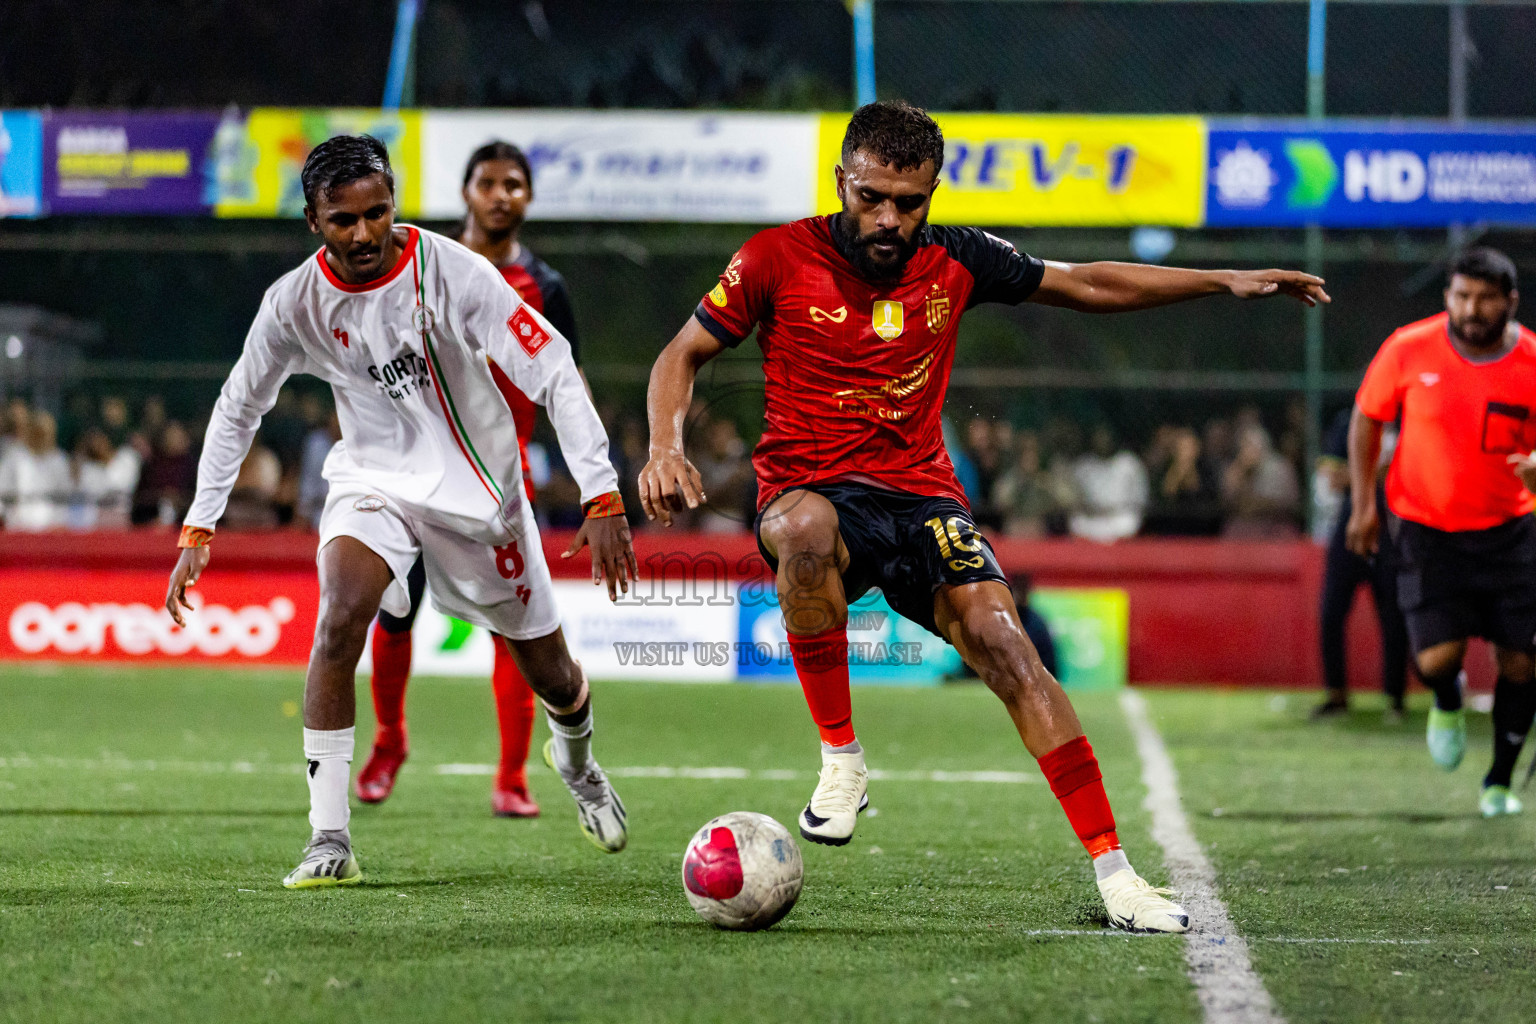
[1348,247,1536,813]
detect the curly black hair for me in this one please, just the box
[840,101,945,175]
[300,134,395,209]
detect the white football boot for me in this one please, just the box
[542,738,628,853]
[1097,868,1190,933]
[798,749,870,846]
[282,829,362,889]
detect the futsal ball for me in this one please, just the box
[682,811,803,931]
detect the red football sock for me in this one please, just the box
[491,642,535,791]
[787,624,855,747]
[369,621,412,751]
[1037,735,1121,859]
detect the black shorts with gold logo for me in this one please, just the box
[754,482,1007,638]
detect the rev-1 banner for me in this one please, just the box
[1207,122,1536,228]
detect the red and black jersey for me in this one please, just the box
[694,215,1043,511]
[476,244,582,502]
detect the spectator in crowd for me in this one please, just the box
[691,416,753,532]
[1313,409,1409,719]
[611,413,650,531]
[1069,423,1148,542]
[964,415,1006,526]
[69,425,141,529]
[100,395,132,447]
[222,431,284,530]
[139,395,167,441]
[1143,426,1222,536]
[1201,416,1236,488]
[992,430,1063,538]
[0,409,70,531]
[0,397,29,458]
[296,409,341,529]
[132,420,197,526]
[1221,422,1301,538]
[944,416,983,509]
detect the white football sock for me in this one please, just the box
[1092,847,1132,882]
[303,727,354,832]
[546,702,592,774]
[821,739,863,756]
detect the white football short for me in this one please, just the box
[316,481,559,640]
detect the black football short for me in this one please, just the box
[754,482,1007,638]
[1389,512,1536,655]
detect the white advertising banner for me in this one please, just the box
[421,111,818,222]
[387,580,738,682]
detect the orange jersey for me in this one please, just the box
[1356,312,1536,532]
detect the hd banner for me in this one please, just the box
[815,113,1207,227]
[42,111,221,215]
[1207,122,1536,228]
[421,111,818,223]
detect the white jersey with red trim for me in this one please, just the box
[185,225,616,544]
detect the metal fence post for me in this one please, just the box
[1304,0,1327,532]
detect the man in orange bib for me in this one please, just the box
[1349,247,1536,817]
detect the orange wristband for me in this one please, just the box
[178,526,213,549]
[581,491,625,519]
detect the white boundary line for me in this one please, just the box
[0,755,1034,786]
[1120,690,1285,1024]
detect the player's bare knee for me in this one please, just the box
[1416,643,1465,680]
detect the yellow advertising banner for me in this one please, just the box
[215,108,422,218]
[815,113,1206,227]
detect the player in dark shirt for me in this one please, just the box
[641,102,1327,933]
[357,141,585,820]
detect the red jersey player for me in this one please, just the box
[641,102,1328,933]
[357,141,589,819]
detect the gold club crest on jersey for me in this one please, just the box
[925,284,951,333]
[872,300,904,341]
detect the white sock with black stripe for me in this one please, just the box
[304,727,354,832]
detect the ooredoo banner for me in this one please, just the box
[1,570,317,664]
[43,111,222,215]
[1207,122,1536,227]
[421,111,818,222]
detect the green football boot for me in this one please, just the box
[1480,785,1524,818]
[1426,707,1466,771]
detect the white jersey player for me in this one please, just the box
[164,135,637,888]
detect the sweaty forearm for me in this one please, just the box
[1056,262,1230,313]
[1347,406,1384,514]
[646,347,699,455]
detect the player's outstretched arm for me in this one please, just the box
[640,319,726,527]
[164,291,299,623]
[1031,261,1330,313]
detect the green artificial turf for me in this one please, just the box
[5,666,1532,1023]
[0,666,1192,1024]
[1146,689,1536,1024]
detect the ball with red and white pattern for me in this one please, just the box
[682,811,803,931]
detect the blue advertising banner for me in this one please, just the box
[0,111,43,217]
[44,111,222,215]
[1207,122,1536,228]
